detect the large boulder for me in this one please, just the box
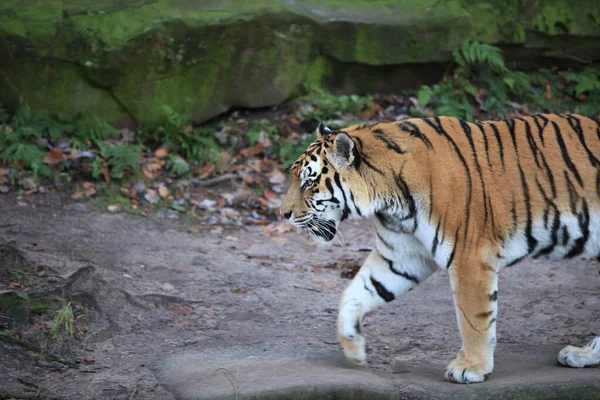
[1,0,599,125]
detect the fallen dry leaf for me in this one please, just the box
[43,149,67,165]
[239,142,269,158]
[102,166,111,182]
[172,319,196,327]
[143,169,154,180]
[82,359,96,365]
[155,148,168,158]
[158,185,169,198]
[544,81,552,101]
[167,306,193,315]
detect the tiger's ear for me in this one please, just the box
[328,132,355,170]
[316,123,332,138]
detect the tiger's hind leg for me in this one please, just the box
[445,256,499,384]
[558,336,600,368]
[337,234,437,365]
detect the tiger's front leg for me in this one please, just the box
[337,233,437,365]
[444,257,499,384]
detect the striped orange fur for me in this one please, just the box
[280,114,600,383]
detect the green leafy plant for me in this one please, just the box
[0,104,9,124]
[562,70,600,97]
[297,84,374,122]
[72,115,119,148]
[51,299,74,341]
[247,119,278,145]
[452,39,508,75]
[166,155,190,175]
[278,134,315,167]
[103,144,142,179]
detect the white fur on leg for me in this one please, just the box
[558,336,600,368]
[337,245,437,366]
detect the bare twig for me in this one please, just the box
[197,173,238,187]
[216,363,240,400]
[292,285,321,293]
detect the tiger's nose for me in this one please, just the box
[281,211,292,219]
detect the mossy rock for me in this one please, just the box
[1,0,599,124]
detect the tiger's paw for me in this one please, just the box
[339,332,367,366]
[444,359,492,384]
[557,341,600,368]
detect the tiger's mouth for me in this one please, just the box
[307,219,336,242]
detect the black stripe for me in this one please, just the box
[428,173,434,222]
[518,117,542,168]
[431,220,441,256]
[507,118,537,253]
[460,120,489,226]
[399,121,433,148]
[565,171,578,214]
[370,276,395,302]
[381,254,420,284]
[489,291,498,301]
[488,123,505,170]
[373,129,406,154]
[349,191,362,217]
[360,275,375,297]
[446,225,461,269]
[533,114,549,145]
[539,149,557,198]
[533,178,560,258]
[561,225,570,246]
[564,114,600,167]
[376,230,394,250]
[510,196,518,234]
[519,166,537,253]
[333,172,350,221]
[566,199,590,258]
[551,120,584,187]
[476,123,492,168]
[424,117,472,240]
[395,169,417,232]
[353,137,384,175]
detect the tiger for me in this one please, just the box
[279,113,600,383]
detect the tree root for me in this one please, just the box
[0,332,78,369]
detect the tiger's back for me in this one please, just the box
[376,114,600,269]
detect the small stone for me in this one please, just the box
[0,185,9,194]
[161,283,176,292]
[123,273,133,279]
[21,178,37,191]
[107,204,123,213]
[199,199,217,209]
[145,189,160,204]
[191,255,206,266]
[133,183,147,193]
[269,172,286,185]
[70,203,88,212]
[166,209,179,219]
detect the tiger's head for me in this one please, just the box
[280,124,367,243]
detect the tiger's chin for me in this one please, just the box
[308,219,337,243]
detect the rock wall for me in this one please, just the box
[1,0,599,124]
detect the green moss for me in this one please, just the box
[1,0,600,125]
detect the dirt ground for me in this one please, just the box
[0,193,598,399]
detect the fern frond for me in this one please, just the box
[453,40,508,74]
[103,145,142,179]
